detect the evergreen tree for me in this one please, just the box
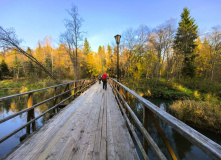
[24,61,35,78]
[81,38,92,78]
[13,55,21,78]
[174,8,198,78]
[45,54,52,74]
[0,60,10,77]
[83,38,91,55]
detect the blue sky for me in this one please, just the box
[0,0,220,51]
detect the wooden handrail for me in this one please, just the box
[0,82,88,124]
[110,82,149,160]
[0,79,86,101]
[110,78,221,160]
[110,80,166,160]
[0,79,96,144]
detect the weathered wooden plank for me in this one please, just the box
[82,87,104,160]
[100,89,107,160]
[30,86,98,160]
[107,83,139,160]
[61,88,100,160]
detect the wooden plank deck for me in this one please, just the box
[3,82,139,160]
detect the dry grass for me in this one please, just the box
[171,100,221,133]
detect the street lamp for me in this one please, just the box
[110,55,113,77]
[114,34,121,82]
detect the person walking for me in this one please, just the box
[98,75,102,84]
[102,73,107,90]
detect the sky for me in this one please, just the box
[0,0,221,51]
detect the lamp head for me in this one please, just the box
[114,34,121,44]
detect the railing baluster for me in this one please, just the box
[126,90,133,128]
[79,80,83,94]
[149,111,178,160]
[119,86,125,110]
[66,84,71,103]
[27,93,35,134]
[54,87,58,114]
[76,82,79,97]
[73,82,76,99]
[143,106,149,155]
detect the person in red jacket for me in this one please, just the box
[102,73,107,90]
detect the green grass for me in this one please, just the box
[0,79,57,97]
[122,78,221,103]
[122,78,191,99]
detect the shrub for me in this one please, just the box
[171,100,221,133]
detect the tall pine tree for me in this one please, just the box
[81,38,92,78]
[0,60,10,79]
[83,38,91,55]
[174,8,198,78]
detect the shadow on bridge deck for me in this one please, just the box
[3,82,139,160]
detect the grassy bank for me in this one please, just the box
[122,78,221,102]
[0,78,57,97]
[171,100,221,133]
[122,78,188,99]
[122,78,221,133]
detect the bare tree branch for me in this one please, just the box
[60,4,83,80]
[0,26,58,82]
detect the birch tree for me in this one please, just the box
[60,5,83,80]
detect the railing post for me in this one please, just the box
[76,81,79,96]
[143,106,149,155]
[119,86,125,111]
[125,91,129,103]
[66,84,71,103]
[27,93,35,134]
[54,87,57,113]
[73,82,76,99]
[71,82,75,100]
[126,91,133,127]
[79,80,84,94]
[149,112,178,160]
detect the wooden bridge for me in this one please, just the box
[0,78,221,160]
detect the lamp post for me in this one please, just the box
[114,34,121,82]
[110,54,113,77]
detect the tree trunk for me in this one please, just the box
[211,61,215,81]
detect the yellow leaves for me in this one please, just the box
[194,90,200,99]
[146,90,151,97]
[205,93,212,101]
[10,102,16,111]
[174,84,185,92]
[138,92,144,97]
[86,52,102,76]
[20,86,28,93]
[48,88,54,93]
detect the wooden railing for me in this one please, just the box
[109,78,221,160]
[0,78,96,144]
